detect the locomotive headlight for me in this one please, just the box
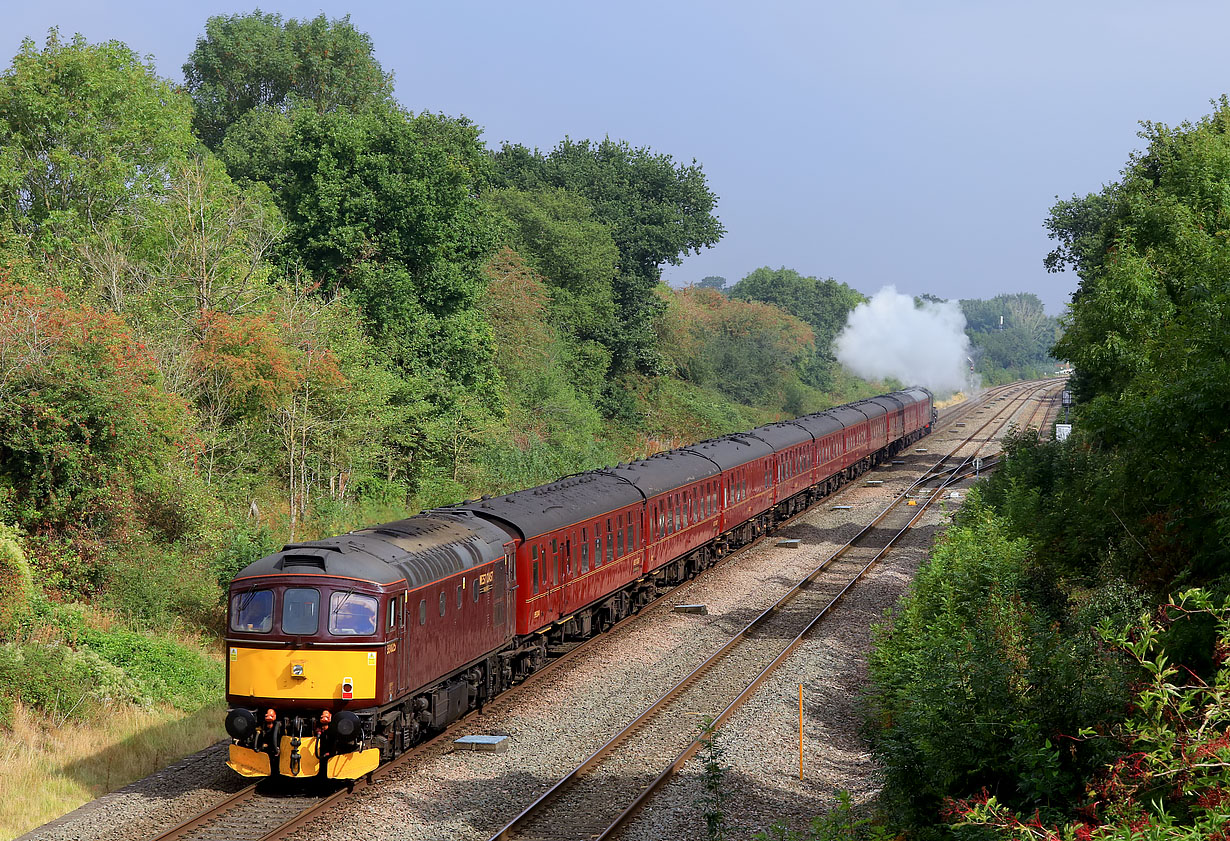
[291,662,306,679]
[341,676,354,699]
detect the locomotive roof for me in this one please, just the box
[894,386,932,404]
[232,510,513,590]
[456,471,644,541]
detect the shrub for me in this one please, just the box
[0,522,32,633]
[865,493,1139,835]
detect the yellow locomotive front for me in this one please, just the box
[223,557,400,780]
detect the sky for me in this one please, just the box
[4,1,1230,315]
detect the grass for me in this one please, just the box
[0,700,226,841]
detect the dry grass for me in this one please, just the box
[0,700,225,841]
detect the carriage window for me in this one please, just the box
[594,535,602,566]
[419,598,427,625]
[329,591,377,636]
[617,527,624,558]
[282,588,319,635]
[230,589,273,633]
[627,519,634,550]
[532,559,540,594]
[440,591,447,616]
[606,530,613,564]
[581,528,589,572]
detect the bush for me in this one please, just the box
[0,522,32,633]
[77,628,222,711]
[101,544,220,631]
[865,493,1140,835]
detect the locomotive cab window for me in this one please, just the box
[329,591,377,636]
[419,598,426,625]
[230,588,273,633]
[440,591,447,616]
[473,577,480,602]
[282,588,319,635]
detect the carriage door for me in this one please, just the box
[494,542,514,635]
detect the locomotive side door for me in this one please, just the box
[395,591,407,696]
[386,588,407,699]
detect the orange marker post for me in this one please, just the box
[799,684,804,780]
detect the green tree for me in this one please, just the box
[697,275,728,291]
[486,187,618,359]
[0,30,195,256]
[219,103,501,393]
[729,267,865,390]
[1044,98,1230,580]
[183,11,393,148]
[494,137,724,374]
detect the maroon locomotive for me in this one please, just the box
[223,388,934,779]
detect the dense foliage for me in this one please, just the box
[728,267,866,391]
[961,293,1062,384]
[864,96,1230,841]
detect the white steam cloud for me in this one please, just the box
[833,286,977,396]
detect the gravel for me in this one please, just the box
[21,385,1059,841]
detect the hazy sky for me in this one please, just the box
[4,1,1228,314]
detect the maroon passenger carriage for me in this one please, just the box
[222,388,935,779]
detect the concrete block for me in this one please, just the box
[673,603,708,615]
[776,538,801,548]
[455,734,509,752]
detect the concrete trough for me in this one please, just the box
[776,538,801,548]
[673,603,709,615]
[831,505,852,510]
[865,479,884,486]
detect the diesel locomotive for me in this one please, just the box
[223,388,935,779]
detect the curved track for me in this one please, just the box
[146,381,1059,841]
[486,380,1063,841]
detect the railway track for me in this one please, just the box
[142,381,1054,841]
[486,380,1063,841]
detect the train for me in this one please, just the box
[223,388,936,779]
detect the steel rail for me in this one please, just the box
[146,381,1039,841]
[486,380,1060,841]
